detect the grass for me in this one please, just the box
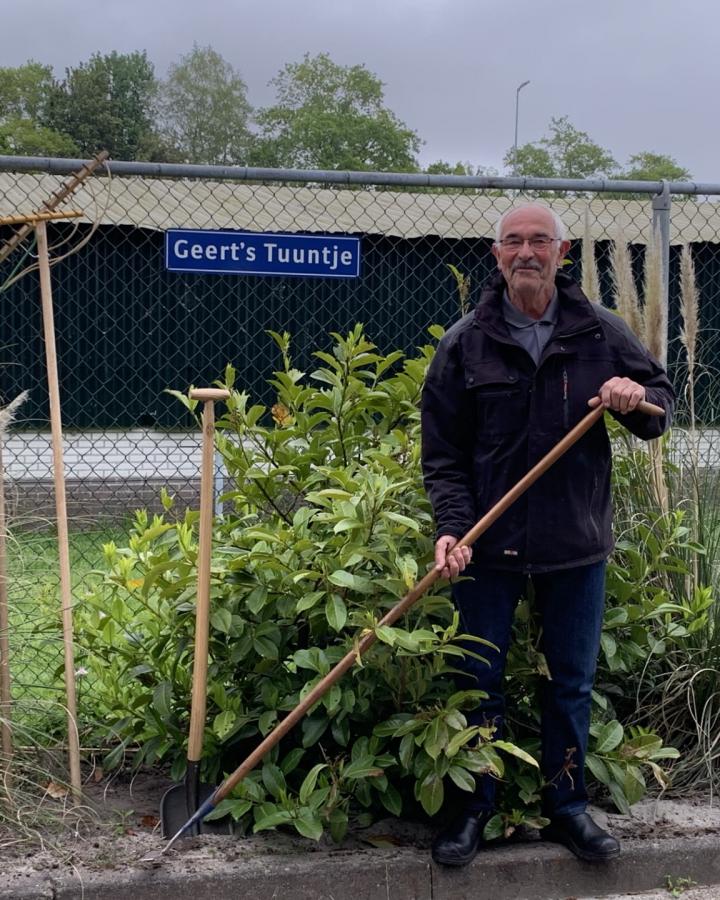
[5,526,128,732]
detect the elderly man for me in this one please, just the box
[421,202,674,866]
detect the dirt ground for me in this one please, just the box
[3,767,720,885]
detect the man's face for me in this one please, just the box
[492,207,570,297]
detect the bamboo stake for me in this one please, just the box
[36,221,82,802]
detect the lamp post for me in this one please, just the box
[513,80,530,174]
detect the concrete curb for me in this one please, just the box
[3,833,720,900]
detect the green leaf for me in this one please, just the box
[258,709,277,735]
[375,625,396,645]
[328,569,373,594]
[296,590,324,613]
[603,607,628,628]
[213,709,238,740]
[294,812,323,841]
[418,773,444,816]
[493,740,539,768]
[623,765,646,806]
[280,747,305,775]
[424,717,449,760]
[302,716,328,748]
[608,781,631,815]
[399,732,415,770]
[328,569,355,589]
[446,727,478,757]
[253,809,294,832]
[585,753,611,785]
[299,763,328,804]
[261,763,286,799]
[152,681,172,721]
[600,632,617,660]
[206,798,251,821]
[447,765,476,793]
[343,757,384,780]
[380,783,403,816]
[325,594,347,632]
[329,808,348,843]
[253,634,279,659]
[211,607,233,634]
[594,720,624,753]
[483,813,504,841]
[384,512,421,532]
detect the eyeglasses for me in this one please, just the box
[496,236,560,250]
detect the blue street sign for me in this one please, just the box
[165,229,361,279]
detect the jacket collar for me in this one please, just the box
[474,270,600,341]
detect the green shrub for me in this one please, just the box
[73,326,688,840]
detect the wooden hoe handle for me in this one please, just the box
[210,396,666,804]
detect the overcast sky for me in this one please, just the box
[2,0,717,181]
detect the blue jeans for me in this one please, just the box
[452,561,606,817]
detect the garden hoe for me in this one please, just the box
[146,396,664,860]
[160,388,233,838]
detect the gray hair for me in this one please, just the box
[495,203,567,242]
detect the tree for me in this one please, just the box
[503,144,556,179]
[505,116,616,180]
[0,118,78,157]
[0,61,78,156]
[46,51,158,160]
[424,160,498,177]
[252,52,421,171]
[621,151,691,183]
[158,44,252,165]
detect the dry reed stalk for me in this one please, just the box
[642,226,669,513]
[680,244,700,589]
[680,244,699,424]
[610,228,644,340]
[581,207,601,303]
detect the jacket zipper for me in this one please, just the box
[562,365,569,430]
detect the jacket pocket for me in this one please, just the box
[464,363,524,437]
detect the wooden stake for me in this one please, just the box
[36,220,82,802]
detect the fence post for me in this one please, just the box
[651,180,671,367]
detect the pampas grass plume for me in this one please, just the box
[611,228,644,340]
[643,225,667,365]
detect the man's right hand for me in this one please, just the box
[435,535,472,579]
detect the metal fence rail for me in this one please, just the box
[1,156,720,716]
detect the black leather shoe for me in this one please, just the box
[541,812,620,861]
[431,810,491,867]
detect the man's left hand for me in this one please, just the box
[588,377,646,414]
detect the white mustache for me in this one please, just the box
[512,262,543,272]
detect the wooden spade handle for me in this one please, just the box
[186,388,230,762]
[210,395,666,803]
[191,388,232,403]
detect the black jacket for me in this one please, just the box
[421,271,675,573]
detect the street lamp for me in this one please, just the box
[513,80,530,173]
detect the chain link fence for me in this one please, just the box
[1,157,719,736]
